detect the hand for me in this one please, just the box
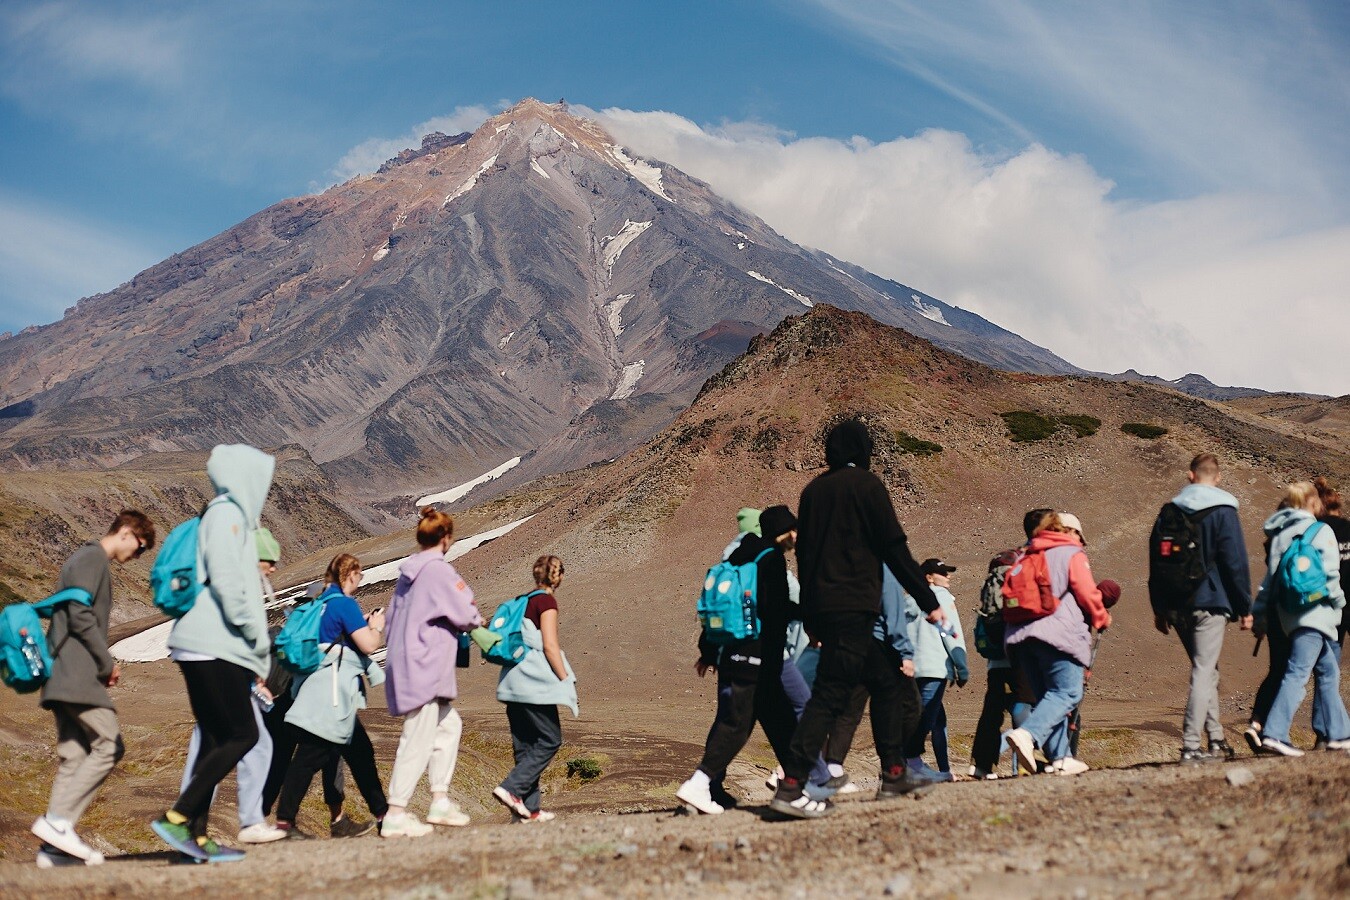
[695,660,713,678]
[925,608,947,627]
[104,663,122,688]
[367,609,386,632]
[1238,615,1254,632]
[900,658,915,678]
[254,679,274,704]
[1154,614,1170,636]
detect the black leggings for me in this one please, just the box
[174,659,259,836]
[1251,618,1291,727]
[276,719,387,824]
[697,658,799,778]
[261,693,344,816]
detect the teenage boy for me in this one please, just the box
[33,510,156,867]
[1148,453,1252,762]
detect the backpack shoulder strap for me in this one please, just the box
[32,588,94,616]
[751,547,774,564]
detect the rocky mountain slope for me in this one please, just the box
[0,100,1077,529]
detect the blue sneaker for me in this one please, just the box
[906,759,954,784]
[151,817,208,861]
[197,837,245,863]
[804,779,839,801]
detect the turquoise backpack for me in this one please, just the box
[1,588,94,693]
[697,548,771,644]
[483,590,545,666]
[1275,522,1330,611]
[150,496,240,618]
[274,585,342,675]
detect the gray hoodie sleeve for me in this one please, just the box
[200,499,265,646]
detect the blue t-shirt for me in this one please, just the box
[319,591,368,649]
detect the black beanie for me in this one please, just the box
[824,419,873,470]
[759,504,798,540]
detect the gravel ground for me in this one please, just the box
[3,752,1346,899]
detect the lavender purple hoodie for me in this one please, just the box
[384,549,483,717]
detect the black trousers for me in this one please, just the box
[696,654,799,778]
[174,659,259,837]
[261,691,344,816]
[783,611,921,782]
[275,719,387,824]
[972,667,1018,771]
[823,686,869,765]
[1252,617,1292,727]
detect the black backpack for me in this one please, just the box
[974,549,1019,660]
[1149,503,1218,607]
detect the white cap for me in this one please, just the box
[1058,512,1084,540]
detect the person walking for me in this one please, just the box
[1148,453,1253,762]
[1248,482,1350,756]
[32,510,156,868]
[770,420,944,818]
[177,528,288,845]
[382,507,483,835]
[1004,513,1111,777]
[275,554,389,837]
[492,556,579,823]
[153,444,273,863]
[903,559,968,781]
[677,506,804,814]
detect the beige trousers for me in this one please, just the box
[387,700,462,807]
[47,703,124,823]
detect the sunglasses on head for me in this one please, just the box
[132,539,148,558]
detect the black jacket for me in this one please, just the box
[796,466,937,623]
[697,533,792,669]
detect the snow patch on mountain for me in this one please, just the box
[498,331,515,349]
[494,122,511,134]
[443,154,498,206]
[602,220,652,276]
[530,158,551,179]
[606,294,635,337]
[747,271,813,308]
[910,293,951,326]
[609,360,646,400]
[416,455,521,507]
[606,145,672,201]
[373,243,390,261]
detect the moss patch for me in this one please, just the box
[1122,422,1169,439]
[893,429,943,456]
[1000,411,1058,442]
[1055,414,1101,438]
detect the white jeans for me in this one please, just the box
[387,700,463,807]
[181,695,270,827]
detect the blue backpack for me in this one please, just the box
[1,589,94,693]
[697,548,771,644]
[1275,522,1330,611]
[150,496,241,618]
[274,587,339,675]
[483,590,545,666]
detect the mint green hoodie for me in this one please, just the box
[167,444,275,677]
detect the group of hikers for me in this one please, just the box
[9,423,1349,867]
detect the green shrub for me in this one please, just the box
[894,429,943,456]
[565,756,603,781]
[1055,414,1101,438]
[1000,411,1058,442]
[1121,422,1169,439]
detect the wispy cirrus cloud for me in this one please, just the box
[597,107,1350,395]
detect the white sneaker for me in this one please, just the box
[492,785,532,818]
[1051,757,1090,776]
[427,798,470,827]
[1325,738,1350,752]
[379,812,433,838]
[1005,729,1038,776]
[675,778,725,815]
[837,781,861,794]
[31,816,102,863]
[1261,737,1304,757]
[36,845,95,868]
[237,822,288,844]
[764,766,783,790]
[513,810,556,824]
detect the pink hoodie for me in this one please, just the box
[383,549,482,717]
[1004,530,1110,667]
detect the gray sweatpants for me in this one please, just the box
[47,703,124,823]
[1173,610,1227,749]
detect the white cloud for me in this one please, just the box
[328,105,501,183]
[0,192,163,333]
[596,107,1350,395]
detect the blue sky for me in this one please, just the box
[2,1,1348,393]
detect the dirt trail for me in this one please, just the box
[2,754,1345,898]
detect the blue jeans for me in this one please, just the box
[1312,641,1343,741]
[1018,640,1085,762]
[906,677,949,771]
[1264,628,1350,744]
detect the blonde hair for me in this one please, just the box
[1035,512,1072,536]
[1279,481,1324,516]
[325,553,362,587]
[416,506,454,548]
[533,555,565,590]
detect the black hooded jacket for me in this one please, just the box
[796,421,938,622]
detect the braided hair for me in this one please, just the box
[533,555,565,591]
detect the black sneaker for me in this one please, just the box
[1180,748,1217,764]
[330,815,376,838]
[767,778,832,819]
[1209,740,1236,761]
[823,770,851,790]
[876,767,937,800]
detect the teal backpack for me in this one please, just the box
[1275,522,1330,611]
[1,588,94,693]
[697,548,771,644]
[483,590,545,666]
[150,496,240,618]
[274,586,340,675]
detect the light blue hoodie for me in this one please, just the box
[904,585,967,680]
[167,444,275,678]
[1171,483,1239,514]
[496,618,579,716]
[1252,508,1345,642]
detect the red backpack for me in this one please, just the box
[1001,548,1074,624]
